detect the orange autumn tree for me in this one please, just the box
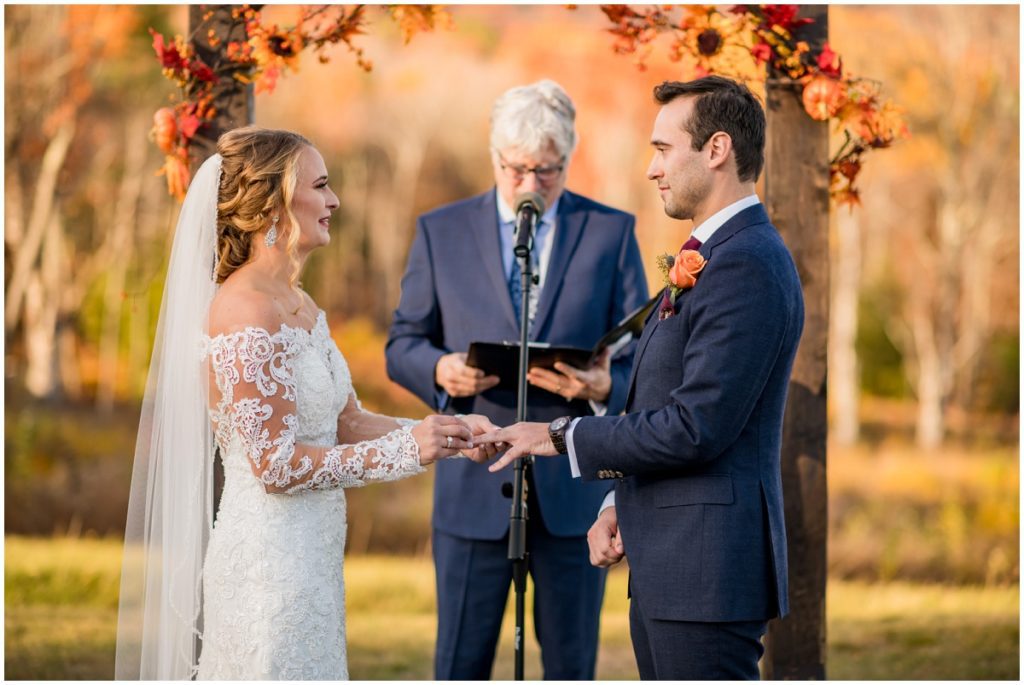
[149,4,450,198]
[595,4,909,205]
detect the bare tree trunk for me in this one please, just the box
[909,286,945,449]
[830,206,861,445]
[762,5,829,679]
[97,118,148,412]
[23,211,66,397]
[367,143,427,324]
[6,119,75,333]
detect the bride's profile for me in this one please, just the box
[115,126,496,680]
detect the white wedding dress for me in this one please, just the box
[195,310,423,680]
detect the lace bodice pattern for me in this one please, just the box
[195,311,422,680]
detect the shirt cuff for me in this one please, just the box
[598,490,616,516]
[566,417,583,479]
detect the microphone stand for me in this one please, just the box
[509,224,535,682]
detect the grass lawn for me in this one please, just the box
[5,537,1019,680]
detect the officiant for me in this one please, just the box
[385,79,648,679]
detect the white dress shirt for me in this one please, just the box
[565,194,761,515]
[496,190,559,297]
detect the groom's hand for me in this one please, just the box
[475,422,557,472]
[527,349,612,402]
[435,352,500,397]
[587,506,625,567]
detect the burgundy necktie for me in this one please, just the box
[658,236,703,319]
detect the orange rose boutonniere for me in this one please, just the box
[656,248,707,319]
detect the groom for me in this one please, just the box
[481,76,805,680]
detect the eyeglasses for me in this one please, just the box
[495,150,565,183]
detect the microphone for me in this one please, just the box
[513,192,545,259]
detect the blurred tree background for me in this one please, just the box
[4,5,1019,678]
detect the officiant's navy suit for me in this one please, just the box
[386,187,648,679]
[571,203,804,678]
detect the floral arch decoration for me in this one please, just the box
[150,4,905,205]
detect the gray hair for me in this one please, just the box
[489,79,577,160]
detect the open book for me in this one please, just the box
[465,294,659,390]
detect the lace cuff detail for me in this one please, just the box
[284,426,424,494]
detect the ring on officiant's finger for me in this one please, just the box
[446,435,453,449]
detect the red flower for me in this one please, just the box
[190,59,217,83]
[751,41,773,64]
[150,29,187,71]
[760,5,813,32]
[816,42,842,78]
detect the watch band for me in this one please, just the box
[549,416,571,454]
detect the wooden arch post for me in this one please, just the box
[188,5,255,162]
[188,5,254,515]
[762,5,829,679]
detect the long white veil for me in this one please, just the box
[115,153,222,679]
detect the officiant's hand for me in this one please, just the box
[588,506,625,567]
[475,422,557,472]
[435,352,501,397]
[527,349,611,402]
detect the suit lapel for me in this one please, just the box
[529,191,586,341]
[471,190,519,331]
[621,203,771,408]
[623,295,663,409]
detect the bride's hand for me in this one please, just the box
[411,415,474,466]
[456,414,506,463]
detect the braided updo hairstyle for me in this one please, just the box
[214,126,312,285]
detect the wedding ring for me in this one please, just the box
[446,435,453,449]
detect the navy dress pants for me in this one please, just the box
[433,509,607,680]
[628,589,767,680]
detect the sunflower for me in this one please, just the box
[672,6,759,80]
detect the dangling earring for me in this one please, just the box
[264,215,279,247]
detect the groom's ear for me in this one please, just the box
[706,131,732,170]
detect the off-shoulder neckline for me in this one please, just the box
[204,309,328,344]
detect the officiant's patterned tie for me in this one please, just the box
[508,221,542,331]
[659,235,703,320]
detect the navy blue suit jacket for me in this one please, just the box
[386,189,649,539]
[573,204,804,622]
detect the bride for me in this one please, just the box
[115,127,497,680]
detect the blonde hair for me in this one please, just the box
[214,126,312,285]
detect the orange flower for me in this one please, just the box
[159,155,190,201]
[152,107,177,154]
[802,75,847,121]
[669,249,707,290]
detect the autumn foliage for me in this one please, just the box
[149,4,449,199]
[597,4,909,205]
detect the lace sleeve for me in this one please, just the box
[207,328,425,495]
[336,391,420,444]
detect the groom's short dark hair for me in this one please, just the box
[654,76,766,183]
